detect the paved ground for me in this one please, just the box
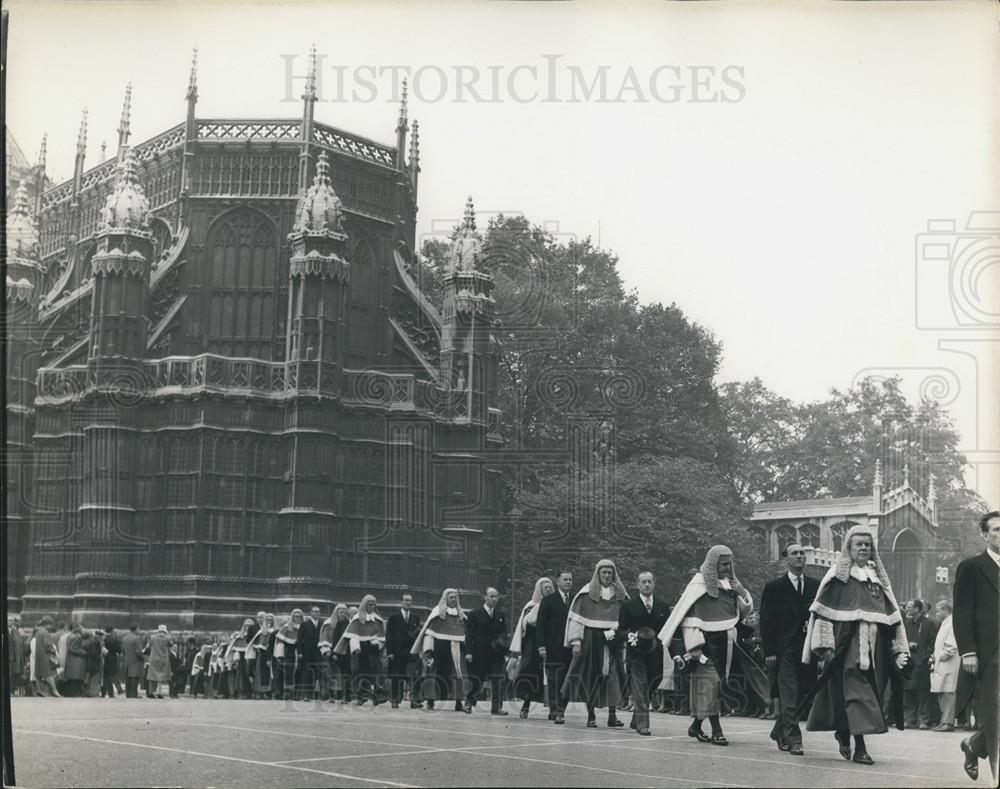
[8,696,984,788]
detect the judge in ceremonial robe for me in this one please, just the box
[191,644,212,698]
[658,545,768,746]
[562,559,628,729]
[509,577,555,719]
[274,609,303,700]
[411,588,472,711]
[334,594,388,705]
[802,525,911,766]
[327,605,352,702]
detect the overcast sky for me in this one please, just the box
[5,0,998,502]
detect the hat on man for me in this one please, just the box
[157,624,168,633]
[634,626,659,655]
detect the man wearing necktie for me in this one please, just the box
[954,510,1000,783]
[759,543,819,755]
[618,571,670,735]
[537,570,574,723]
[465,587,510,715]
[386,593,424,709]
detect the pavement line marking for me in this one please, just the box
[170,720,443,752]
[271,735,683,765]
[14,728,420,789]
[260,715,545,742]
[584,739,971,785]
[444,749,750,787]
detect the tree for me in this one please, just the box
[719,375,989,571]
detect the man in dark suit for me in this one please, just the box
[386,592,423,708]
[955,510,1000,783]
[537,569,574,724]
[297,605,323,700]
[465,587,510,715]
[101,626,121,699]
[618,571,670,736]
[760,542,819,756]
[903,598,939,728]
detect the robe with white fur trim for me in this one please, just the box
[561,584,625,708]
[333,616,386,691]
[410,608,471,701]
[656,574,753,691]
[802,569,910,734]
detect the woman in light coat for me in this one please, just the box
[930,600,960,731]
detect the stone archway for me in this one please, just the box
[890,528,922,602]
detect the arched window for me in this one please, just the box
[775,524,797,557]
[830,520,860,553]
[798,523,820,548]
[204,210,280,360]
[347,240,375,369]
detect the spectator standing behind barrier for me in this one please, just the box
[931,600,959,731]
[62,624,87,697]
[903,599,939,729]
[101,626,120,699]
[82,628,103,697]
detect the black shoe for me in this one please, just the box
[519,709,529,720]
[688,723,711,743]
[710,735,729,746]
[548,712,557,721]
[586,719,597,729]
[410,701,422,709]
[961,739,979,780]
[629,717,637,730]
[788,744,804,756]
[637,727,651,736]
[492,709,509,717]
[391,703,399,709]
[463,703,473,714]
[608,717,624,728]
[835,733,851,761]
[852,751,873,766]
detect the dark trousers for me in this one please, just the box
[279,657,296,698]
[904,688,936,726]
[125,676,140,698]
[468,661,505,713]
[545,649,572,713]
[771,647,806,746]
[102,664,117,698]
[967,661,999,780]
[389,656,420,704]
[627,652,659,731]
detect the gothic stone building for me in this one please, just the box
[749,461,941,602]
[5,55,503,629]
